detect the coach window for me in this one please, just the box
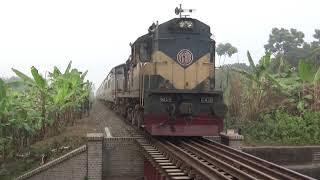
[107,72,113,88]
[104,79,108,90]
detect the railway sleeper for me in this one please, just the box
[156,140,237,180]
[177,141,267,180]
[137,139,193,180]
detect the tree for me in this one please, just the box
[264,28,305,70]
[12,67,49,135]
[265,28,320,72]
[216,43,238,65]
[311,29,320,48]
[264,28,304,55]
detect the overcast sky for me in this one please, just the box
[0,0,319,87]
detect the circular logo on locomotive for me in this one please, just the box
[177,49,193,66]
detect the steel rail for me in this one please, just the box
[116,108,315,180]
[192,139,294,179]
[156,139,251,180]
[180,140,277,180]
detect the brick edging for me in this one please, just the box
[15,145,87,180]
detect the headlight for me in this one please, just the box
[178,20,193,29]
[211,102,228,118]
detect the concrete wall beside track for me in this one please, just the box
[103,137,144,179]
[243,146,320,179]
[16,134,144,180]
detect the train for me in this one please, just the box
[97,7,227,136]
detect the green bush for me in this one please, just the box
[242,109,320,145]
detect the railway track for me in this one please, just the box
[113,106,315,180]
[137,136,316,180]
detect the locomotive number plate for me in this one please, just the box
[160,96,172,103]
[200,97,214,103]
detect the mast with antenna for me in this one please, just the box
[174,4,196,18]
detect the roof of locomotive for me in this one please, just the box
[132,18,212,45]
[113,63,125,69]
[157,18,211,38]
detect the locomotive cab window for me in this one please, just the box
[131,46,137,67]
[139,42,151,62]
[116,68,123,74]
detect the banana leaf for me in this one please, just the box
[81,70,88,80]
[0,78,6,101]
[31,66,47,90]
[314,67,320,84]
[298,59,314,83]
[12,68,34,85]
[247,51,258,74]
[64,61,72,74]
[232,67,260,85]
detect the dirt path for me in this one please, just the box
[87,100,135,137]
[58,99,135,137]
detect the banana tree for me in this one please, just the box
[12,66,50,137]
[0,78,40,158]
[233,51,284,89]
[0,78,9,159]
[297,59,320,111]
[232,51,286,121]
[49,61,90,126]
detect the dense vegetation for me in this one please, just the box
[0,62,92,161]
[219,28,320,145]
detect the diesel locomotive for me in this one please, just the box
[97,7,227,136]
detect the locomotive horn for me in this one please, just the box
[175,4,196,18]
[175,7,180,15]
